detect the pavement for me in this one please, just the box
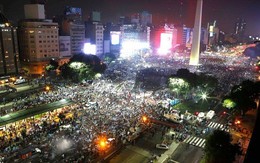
[155,141,180,163]
[109,145,151,163]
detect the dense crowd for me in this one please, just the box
[0,53,257,162]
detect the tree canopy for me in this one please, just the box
[225,80,260,115]
[59,53,107,82]
[204,130,242,163]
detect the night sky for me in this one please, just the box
[1,0,260,35]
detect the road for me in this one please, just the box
[170,143,204,163]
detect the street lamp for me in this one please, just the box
[45,86,50,91]
[200,92,208,100]
[235,120,241,125]
[142,115,148,123]
[96,135,109,153]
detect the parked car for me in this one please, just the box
[156,144,169,150]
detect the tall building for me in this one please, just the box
[140,11,152,26]
[61,20,85,55]
[234,18,246,42]
[189,0,203,66]
[60,6,85,56]
[24,4,45,19]
[0,12,20,76]
[207,21,219,45]
[176,26,207,50]
[234,18,246,35]
[85,22,104,55]
[84,11,104,56]
[176,26,192,47]
[18,4,59,75]
[129,11,152,26]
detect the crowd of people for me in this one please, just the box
[0,52,257,162]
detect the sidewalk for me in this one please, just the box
[155,141,180,163]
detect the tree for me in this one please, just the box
[59,53,107,82]
[168,77,189,98]
[222,98,236,109]
[229,80,259,115]
[204,130,242,163]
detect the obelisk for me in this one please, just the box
[189,0,203,65]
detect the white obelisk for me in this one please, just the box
[189,0,203,65]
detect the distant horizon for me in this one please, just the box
[1,0,260,36]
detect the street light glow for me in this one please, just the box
[45,86,50,91]
[201,92,208,100]
[142,115,148,123]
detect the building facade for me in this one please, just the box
[0,12,20,76]
[18,20,59,75]
[61,20,85,55]
[85,22,104,55]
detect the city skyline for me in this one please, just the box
[1,0,260,36]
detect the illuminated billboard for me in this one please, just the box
[110,31,120,45]
[158,32,172,54]
[82,43,96,55]
[209,25,214,37]
[59,36,71,57]
[65,6,82,16]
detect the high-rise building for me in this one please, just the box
[234,18,246,42]
[59,6,85,56]
[61,20,85,55]
[84,11,104,56]
[85,22,104,55]
[129,11,152,26]
[176,26,207,49]
[18,4,59,75]
[234,18,246,35]
[207,21,219,45]
[0,12,20,76]
[140,11,152,26]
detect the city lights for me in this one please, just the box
[235,120,241,125]
[120,40,149,58]
[83,43,96,55]
[142,115,148,123]
[158,32,172,55]
[45,86,50,91]
[110,31,120,45]
[96,135,109,151]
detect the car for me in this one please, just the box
[206,110,215,120]
[156,144,169,150]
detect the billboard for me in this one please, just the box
[65,6,82,16]
[160,32,172,50]
[59,36,71,57]
[83,43,96,55]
